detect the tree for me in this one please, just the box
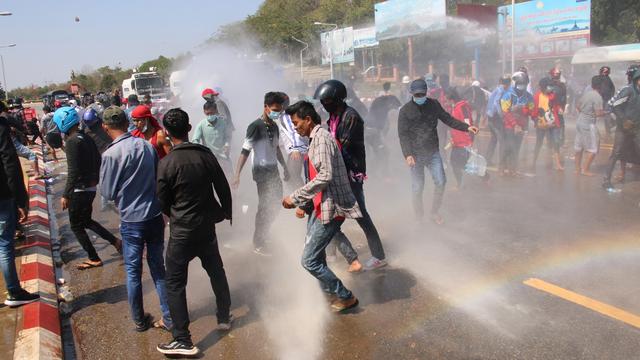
[139,56,173,79]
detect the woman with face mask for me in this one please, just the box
[130,105,171,159]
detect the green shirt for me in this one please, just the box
[191,116,232,158]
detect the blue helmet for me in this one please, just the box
[53,106,79,134]
[82,108,99,127]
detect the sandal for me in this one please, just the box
[76,260,103,270]
[153,319,171,332]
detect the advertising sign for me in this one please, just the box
[353,27,379,49]
[321,27,355,65]
[498,0,591,60]
[375,0,446,41]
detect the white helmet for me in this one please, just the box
[402,76,411,84]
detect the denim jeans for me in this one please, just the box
[502,129,524,172]
[533,127,561,166]
[331,181,385,261]
[120,215,172,328]
[302,215,353,300]
[411,152,446,218]
[485,115,503,165]
[0,198,21,295]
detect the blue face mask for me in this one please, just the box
[413,96,427,105]
[206,114,219,124]
[268,110,281,120]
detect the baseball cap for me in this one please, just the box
[410,79,428,95]
[102,105,128,126]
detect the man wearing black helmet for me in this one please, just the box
[603,66,640,190]
[314,80,386,270]
[398,79,479,225]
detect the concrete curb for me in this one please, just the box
[13,147,63,360]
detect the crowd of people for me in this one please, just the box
[1,60,638,356]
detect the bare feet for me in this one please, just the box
[348,260,363,273]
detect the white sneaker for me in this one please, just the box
[217,314,234,331]
[364,257,387,270]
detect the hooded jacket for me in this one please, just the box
[398,98,470,159]
[157,142,232,240]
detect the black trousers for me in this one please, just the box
[165,228,231,345]
[68,191,118,261]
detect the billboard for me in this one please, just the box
[498,0,591,60]
[320,27,355,65]
[375,0,446,41]
[353,27,379,49]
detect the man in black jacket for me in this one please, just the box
[54,107,121,270]
[156,108,232,357]
[315,80,386,271]
[398,79,478,224]
[0,105,40,307]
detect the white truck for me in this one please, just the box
[121,69,170,102]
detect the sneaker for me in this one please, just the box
[253,247,272,257]
[364,257,387,271]
[217,314,234,331]
[156,340,200,356]
[134,313,153,332]
[330,296,359,312]
[4,289,40,307]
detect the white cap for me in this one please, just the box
[471,80,480,87]
[402,75,411,84]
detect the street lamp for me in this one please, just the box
[313,22,338,79]
[0,44,16,99]
[291,36,309,81]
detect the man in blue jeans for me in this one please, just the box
[0,105,40,307]
[398,79,478,225]
[99,106,172,332]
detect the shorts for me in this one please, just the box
[574,124,599,154]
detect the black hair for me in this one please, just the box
[203,100,217,111]
[285,101,321,125]
[264,91,285,106]
[383,82,391,91]
[42,105,51,113]
[162,108,190,138]
[277,92,290,108]
[446,87,461,102]
[592,75,605,89]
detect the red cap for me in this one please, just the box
[201,88,219,101]
[54,100,61,107]
[131,105,152,119]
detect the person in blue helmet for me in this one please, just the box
[54,107,122,270]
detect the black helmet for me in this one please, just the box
[512,71,529,85]
[626,64,640,82]
[314,80,347,102]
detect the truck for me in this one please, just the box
[121,69,170,102]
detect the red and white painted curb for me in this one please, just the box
[13,147,63,359]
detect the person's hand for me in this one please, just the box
[405,155,416,168]
[231,177,240,190]
[295,208,306,219]
[17,207,27,223]
[468,126,479,134]
[61,197,69,211]
[290,151,302,161]
[282,196,296,209]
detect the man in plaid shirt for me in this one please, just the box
[282,101,361,312]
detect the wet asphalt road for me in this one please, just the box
[52,120,640,360]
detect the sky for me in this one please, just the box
[0,0,263,90]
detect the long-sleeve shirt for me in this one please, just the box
[191,116,232,159]
[500,87,534,130]
[397,98,470,159]
[100,132,161,223]
[0,116,27,208]
[63,131,101,198]
[486,86,505,118]
[291,125,361,224]
[278,113,308,155]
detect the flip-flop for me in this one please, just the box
[76,260,103,270]
[153,319,171,332]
